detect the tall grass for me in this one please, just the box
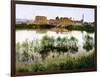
[16,35,79,61]
[16,34,95,73]
[16,51,96,73]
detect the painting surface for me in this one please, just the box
[16,4,96,73]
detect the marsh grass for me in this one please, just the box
[16,35,95,73]
[16,51,96,73]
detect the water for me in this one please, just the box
[16,30,94,52]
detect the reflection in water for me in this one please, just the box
[16,30,94,52]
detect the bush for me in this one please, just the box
[68,37,78,53]
[39,35,55,58]
[83,34,94,51]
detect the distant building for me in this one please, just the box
[59,17,73,25]
[48,16,73,26]
[34,16,47,24]
[33,15,84,26]
[48,19,57,25]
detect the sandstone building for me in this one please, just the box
[34,16,47,24]
[48,17,73,26]
[33,15,84,26]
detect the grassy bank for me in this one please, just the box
[64,24,95,33]
[16,23,56,30]
[16,51,96,73]
[16,23,95,33]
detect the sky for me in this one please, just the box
[16,4,95,22]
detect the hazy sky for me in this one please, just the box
[16,4,95,22]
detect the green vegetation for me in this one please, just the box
[16,23,95,33]
[16,34,95,73]
[16,23,56,30]
[16,35,79,60]
[64,24,95,33]
[16,51,96,73]
[37,35,78,58]
[83,34,94,51]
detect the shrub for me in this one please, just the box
[68,36,78,53]
[83,34,94,51]
[40,35,55,58]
